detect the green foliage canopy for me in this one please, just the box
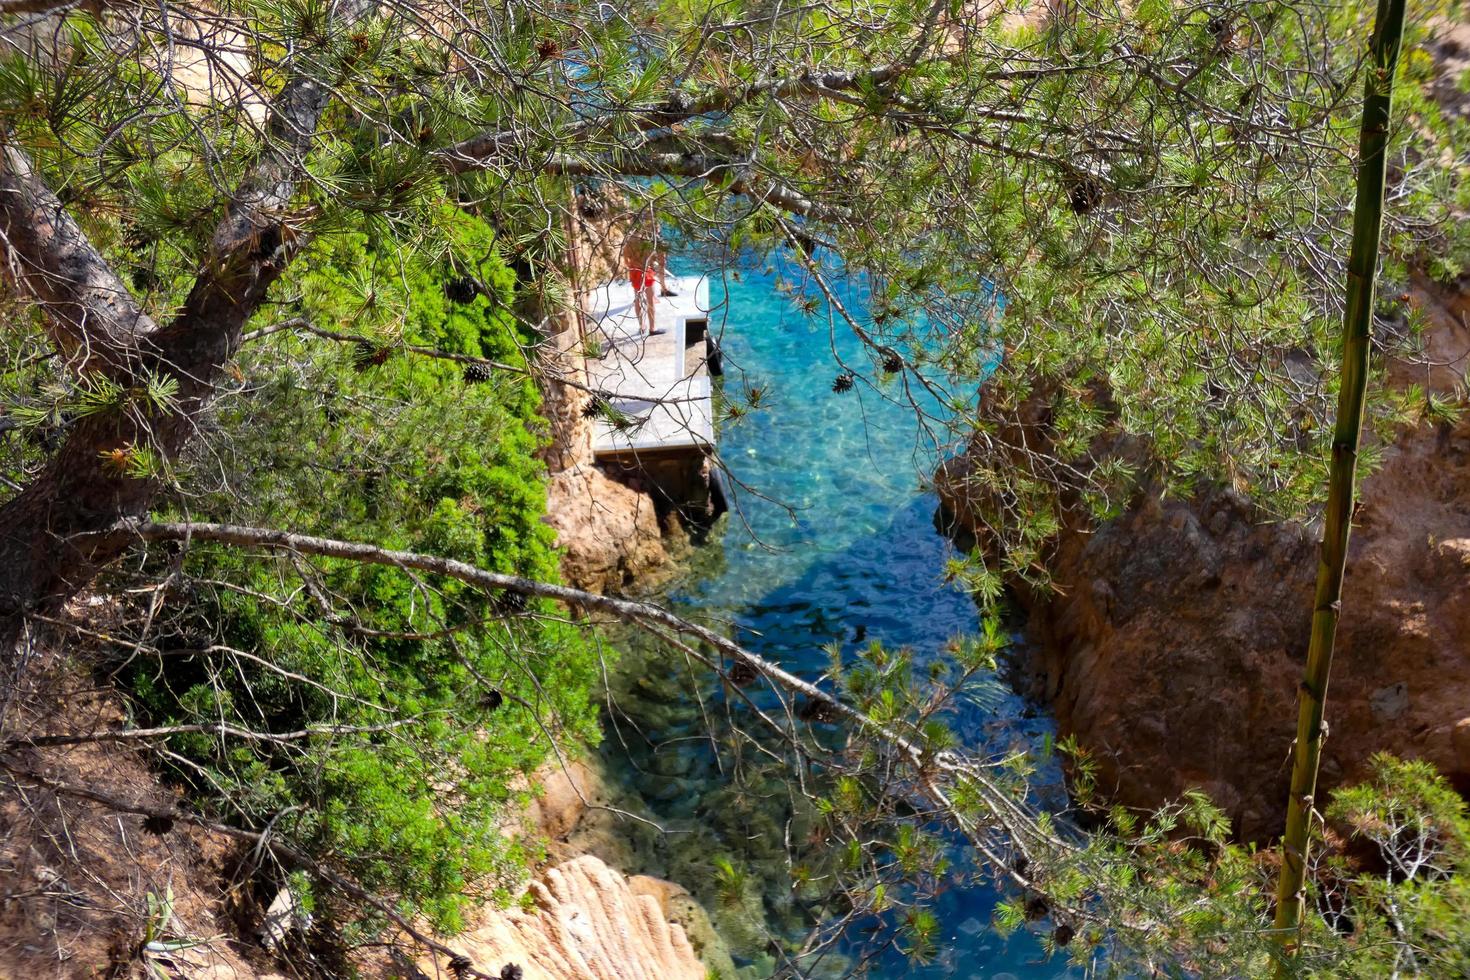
[120,211,601,931]
[0,0,1465,964]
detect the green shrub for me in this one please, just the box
[122,209,601,931]
[1323,755,1470,978]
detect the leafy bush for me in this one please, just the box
[121,209,601,931]
[1323,755,1470,978]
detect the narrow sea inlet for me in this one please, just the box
[600,260,1078,978]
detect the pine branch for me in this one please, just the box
[0,0,376,633]
[241,316,710,406]
[110,517,1076,879]
[3,719,412,749]
[436,61,924,174]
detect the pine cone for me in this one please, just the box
[492,590,528,616]
[1066,176,1103,215]
[445,277,478,304]
[831,372,855,394]
[353,341,392,371]
[463,362,493,383]
[797,697,840,723]
[727,661,759,686]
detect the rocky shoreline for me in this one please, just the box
[451,211,754,978]
[935,273,1470,840]
[418,758,733,979]
[538,196,714,595]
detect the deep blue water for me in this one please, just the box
[608,258,1078,978]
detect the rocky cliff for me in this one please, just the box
[543,411,685,594]
[937,274,1470,841]
[538,197,688,594]
[432,757,737,980]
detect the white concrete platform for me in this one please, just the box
[583,274,715,456]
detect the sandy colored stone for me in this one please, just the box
[1452,718,1470,772]
[420,856,705,980]
[627,876,737,978]
[537,204,683,594]
[525,757,605,844]
[545,462,677,594]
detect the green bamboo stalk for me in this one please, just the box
[1272,0,1408,963]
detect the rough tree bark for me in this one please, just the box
[0,39,889,642]
[0,0,989,645]
[0,70,335,641]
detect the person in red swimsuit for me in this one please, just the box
[622,220,674,336]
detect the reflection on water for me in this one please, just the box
[601,261,1077,978]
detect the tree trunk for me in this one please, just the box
[0,73,335,642]
[1272,0,1407,958]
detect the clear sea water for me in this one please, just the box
[604,256,1081,979]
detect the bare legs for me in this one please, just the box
[642,275,659,333]
[631,273,657,335]
[627,249,671,336]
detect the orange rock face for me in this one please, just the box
[938,277,1470,840]
[545,461,681,594]
[1021,422,1470,840]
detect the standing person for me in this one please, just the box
[622,228,663,336]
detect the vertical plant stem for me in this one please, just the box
[1272,0,1408,962]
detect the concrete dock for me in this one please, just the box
[583,274,716,458]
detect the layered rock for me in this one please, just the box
[937,276,1470,840]
[419,855,706,980]
[468,758,738,979]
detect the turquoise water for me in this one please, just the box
[605,258,1078,978]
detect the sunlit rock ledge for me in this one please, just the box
[420,854,706,980]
